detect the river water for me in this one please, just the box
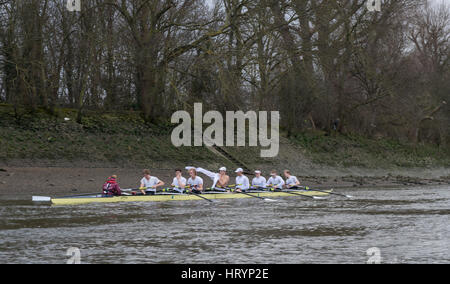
[0,186,448,264]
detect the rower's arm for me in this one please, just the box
[243,178,250,190]
[277,180,285,189]
[155,181,165,188]
[177,177,186,188]
[287,178,300,188]
[140,183,146,194]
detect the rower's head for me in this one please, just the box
[189,168,197,178]
[219,167,227,175]
[235,168,244,176]
[175,169,182,177]
[284,170,291,178]
[254,170,262,177]
[143,169,151,178]
[270,170,277,177]
[107,175,118,182]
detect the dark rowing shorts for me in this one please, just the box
[145,191,156,196]
[287,186,301,190]
[250,187,265,191]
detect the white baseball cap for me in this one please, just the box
[255,170,261,174]
[219,167,227,171]
[235,168,244,173]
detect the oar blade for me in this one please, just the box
[312,196,327,200]
[327,188,352,199]
[263,198,279,202]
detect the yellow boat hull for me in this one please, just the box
[51,190,332,205]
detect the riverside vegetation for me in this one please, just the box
[1,104,448,170]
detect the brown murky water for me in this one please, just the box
[0,186,449,263]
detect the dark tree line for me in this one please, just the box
[0,0,449,146]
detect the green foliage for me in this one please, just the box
[0,105,217,167]
[290,131,450,168]
[0,104,448,169]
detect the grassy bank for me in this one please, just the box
[0,104,228,168]
[289,131,450,168]
[0,104,448,169]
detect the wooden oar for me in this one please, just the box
[297,186,353,198]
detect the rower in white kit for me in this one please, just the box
[139,169,165,195]
[266,170,285,190]
[251,170,266,189]
[185,166,230,190]
[284,170,300,189]
[234,168,250,192]
[187,168,204,193]
[171,169,187,193]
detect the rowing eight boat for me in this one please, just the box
[34,189,333,205]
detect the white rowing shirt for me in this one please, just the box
[236,175,250,190]
[141,176,161,192]
[187,176,203,189]
[195,167,220,188]
[252,176,267,187]
[266,176,285,188]
[172,177,187,188]
[285,176,299,186]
